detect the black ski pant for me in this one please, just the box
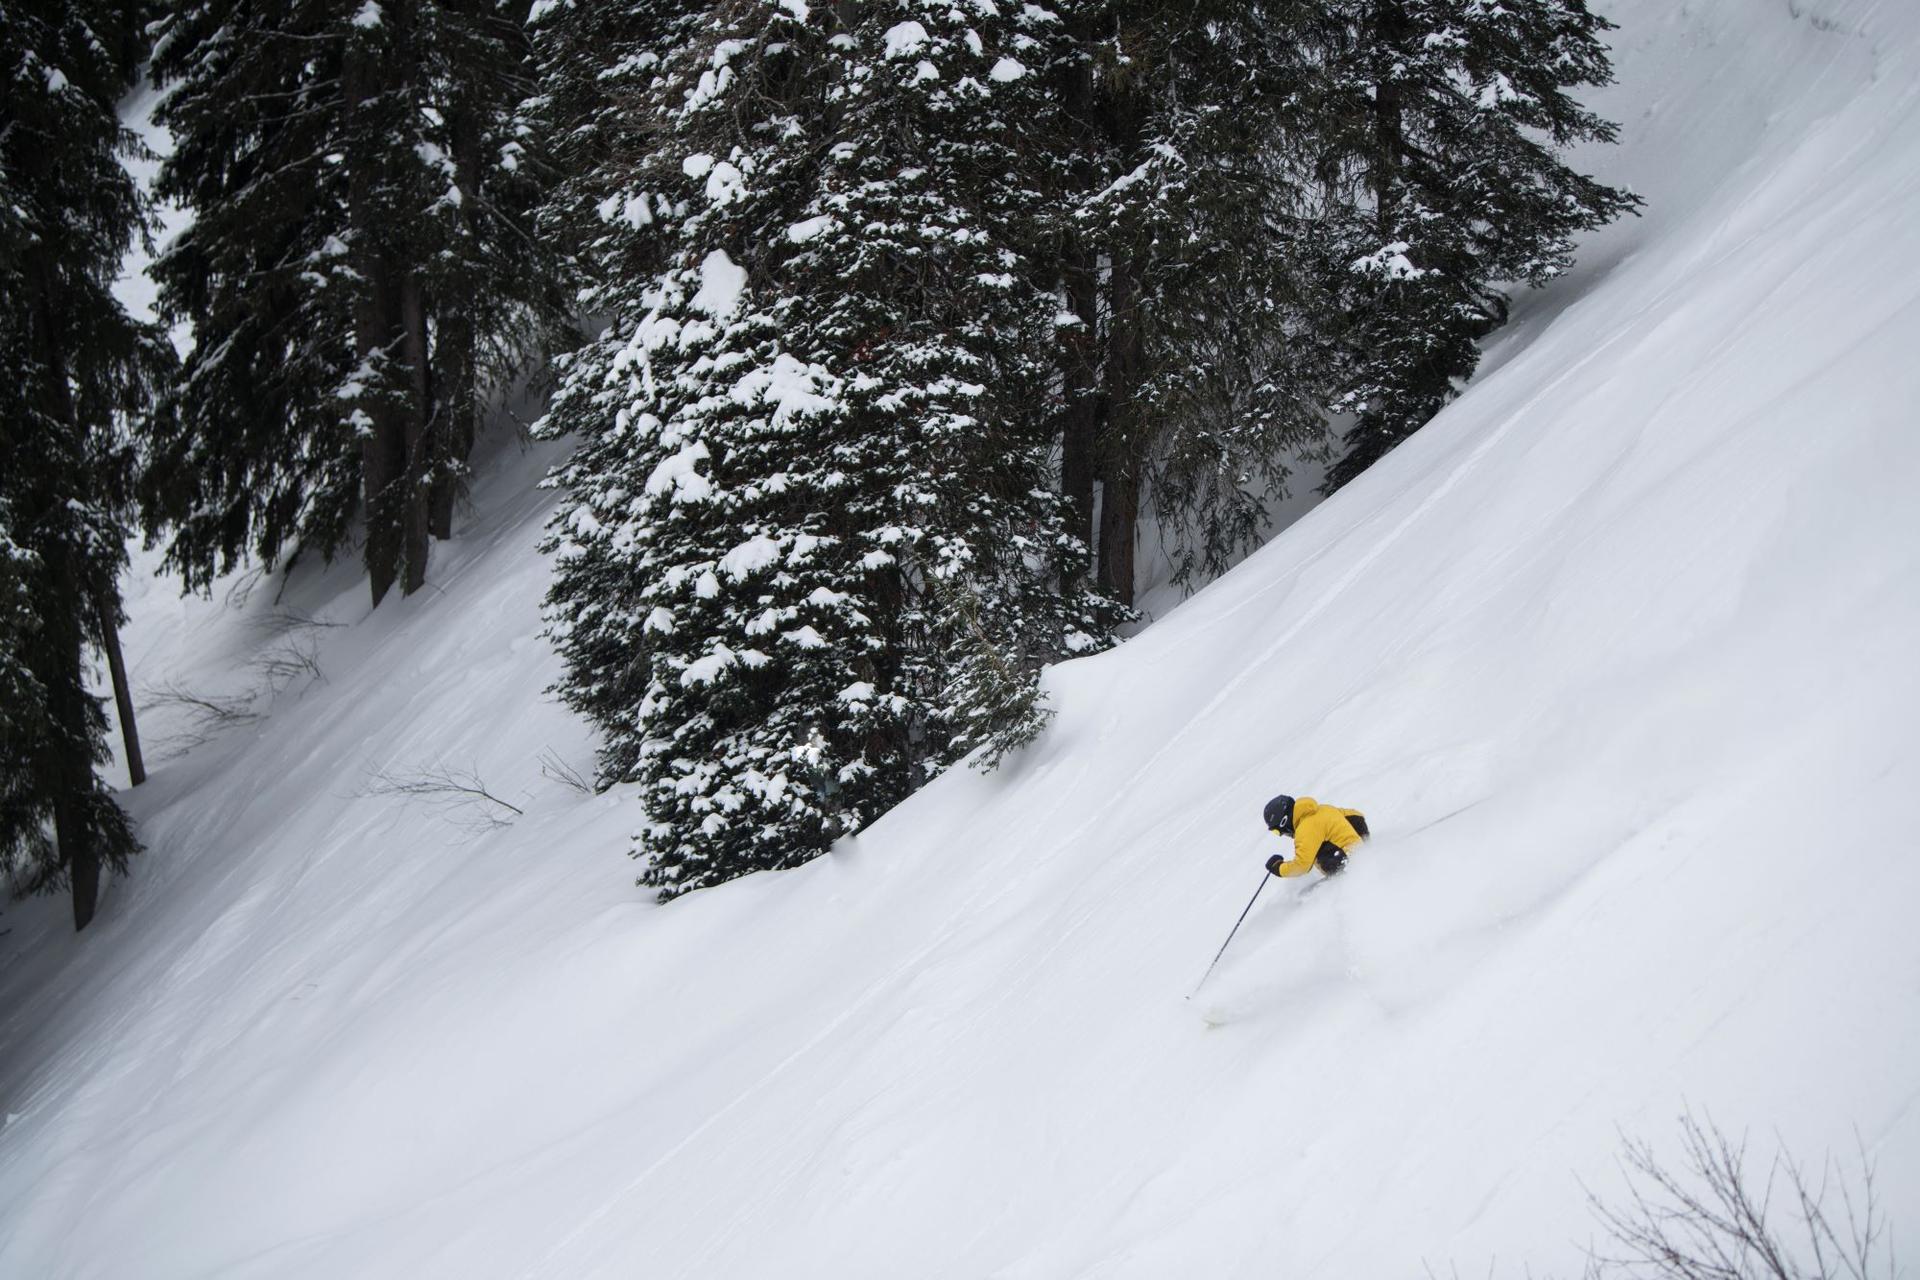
[1315,814,1368,875]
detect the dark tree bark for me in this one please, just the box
[1059,244,1100,576]
[430,95,486,541]
[428,326,473,542]
[96,591,144,787]
[1371,0,1406,241]
[1096,459,1139,607]
[354,271,407,608]
[399,269,433,596]
[29,267,104,930]
[1053,46,1100,582]
[62,806,100,931]
[49,565,99,931]
[344,35,407,607]
[1096,238,1146,607]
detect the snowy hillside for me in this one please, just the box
[5,0,1920,1275]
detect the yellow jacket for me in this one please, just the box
[1273,797,1366,877]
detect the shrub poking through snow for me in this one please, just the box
[1575,1114,1894,1280]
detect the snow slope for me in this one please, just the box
[5,0,1920,1274]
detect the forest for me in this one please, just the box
[2,0,1632,924]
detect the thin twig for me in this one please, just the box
[538,747,594,795]
[141,681,262,729]
[253,636,325,693]
[1579,1111,1894,1280]
[252,608,346,637]
[361,762,525,834]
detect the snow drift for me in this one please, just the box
[4,0,1920,1275]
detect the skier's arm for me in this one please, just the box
[1272,833,1318,877]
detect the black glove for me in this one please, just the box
[1265,853,1286,876]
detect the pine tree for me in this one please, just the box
[415,0,557,541]
[1037,2,1339,599]
[0,0,169,928]
[537,0,1110,897]
[0,502,58,896]
[1308,0,1639,490]
[144,0,559,604]
[788,0,1111,783]
[142,0,361,589]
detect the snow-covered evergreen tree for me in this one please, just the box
[144,0,558,604]
[538,0,1110,897]
[0,0,169,928]
[1306,0,1639,490]
[793,1,1112,778]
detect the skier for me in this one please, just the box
[1263,794,1369,878]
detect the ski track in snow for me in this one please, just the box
[4,2,1920,1276]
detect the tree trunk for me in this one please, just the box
[1096,461,1139,607]
[50,521,101,935]
[1059,243,1100,578]
[29,264,106,930]
[345,35,406,607]
[431,96,484,541]
[49,556,100,930]
[1054,48,1101,583]
[1097,241,1146,607]
[428,293,473,543]
[428,341,473,541]
[97,590,144,787]
[1082,53,1149,609]
[57,791,99,932]
[355,274,406,608]
[1372,0,1406,242]
[399,270,433,595]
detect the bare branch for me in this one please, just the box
[537,746,594,795]
[1580,1112,1896,1280]
[251,608,346,638]
[252,636,325,693]
[220,563,270,610]
[141,680,259,726]
[360,762,525,834]
[139,681,264,758]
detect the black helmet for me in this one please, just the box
[1263,794,1295,834]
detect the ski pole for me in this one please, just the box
[1190,870,1271,997]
